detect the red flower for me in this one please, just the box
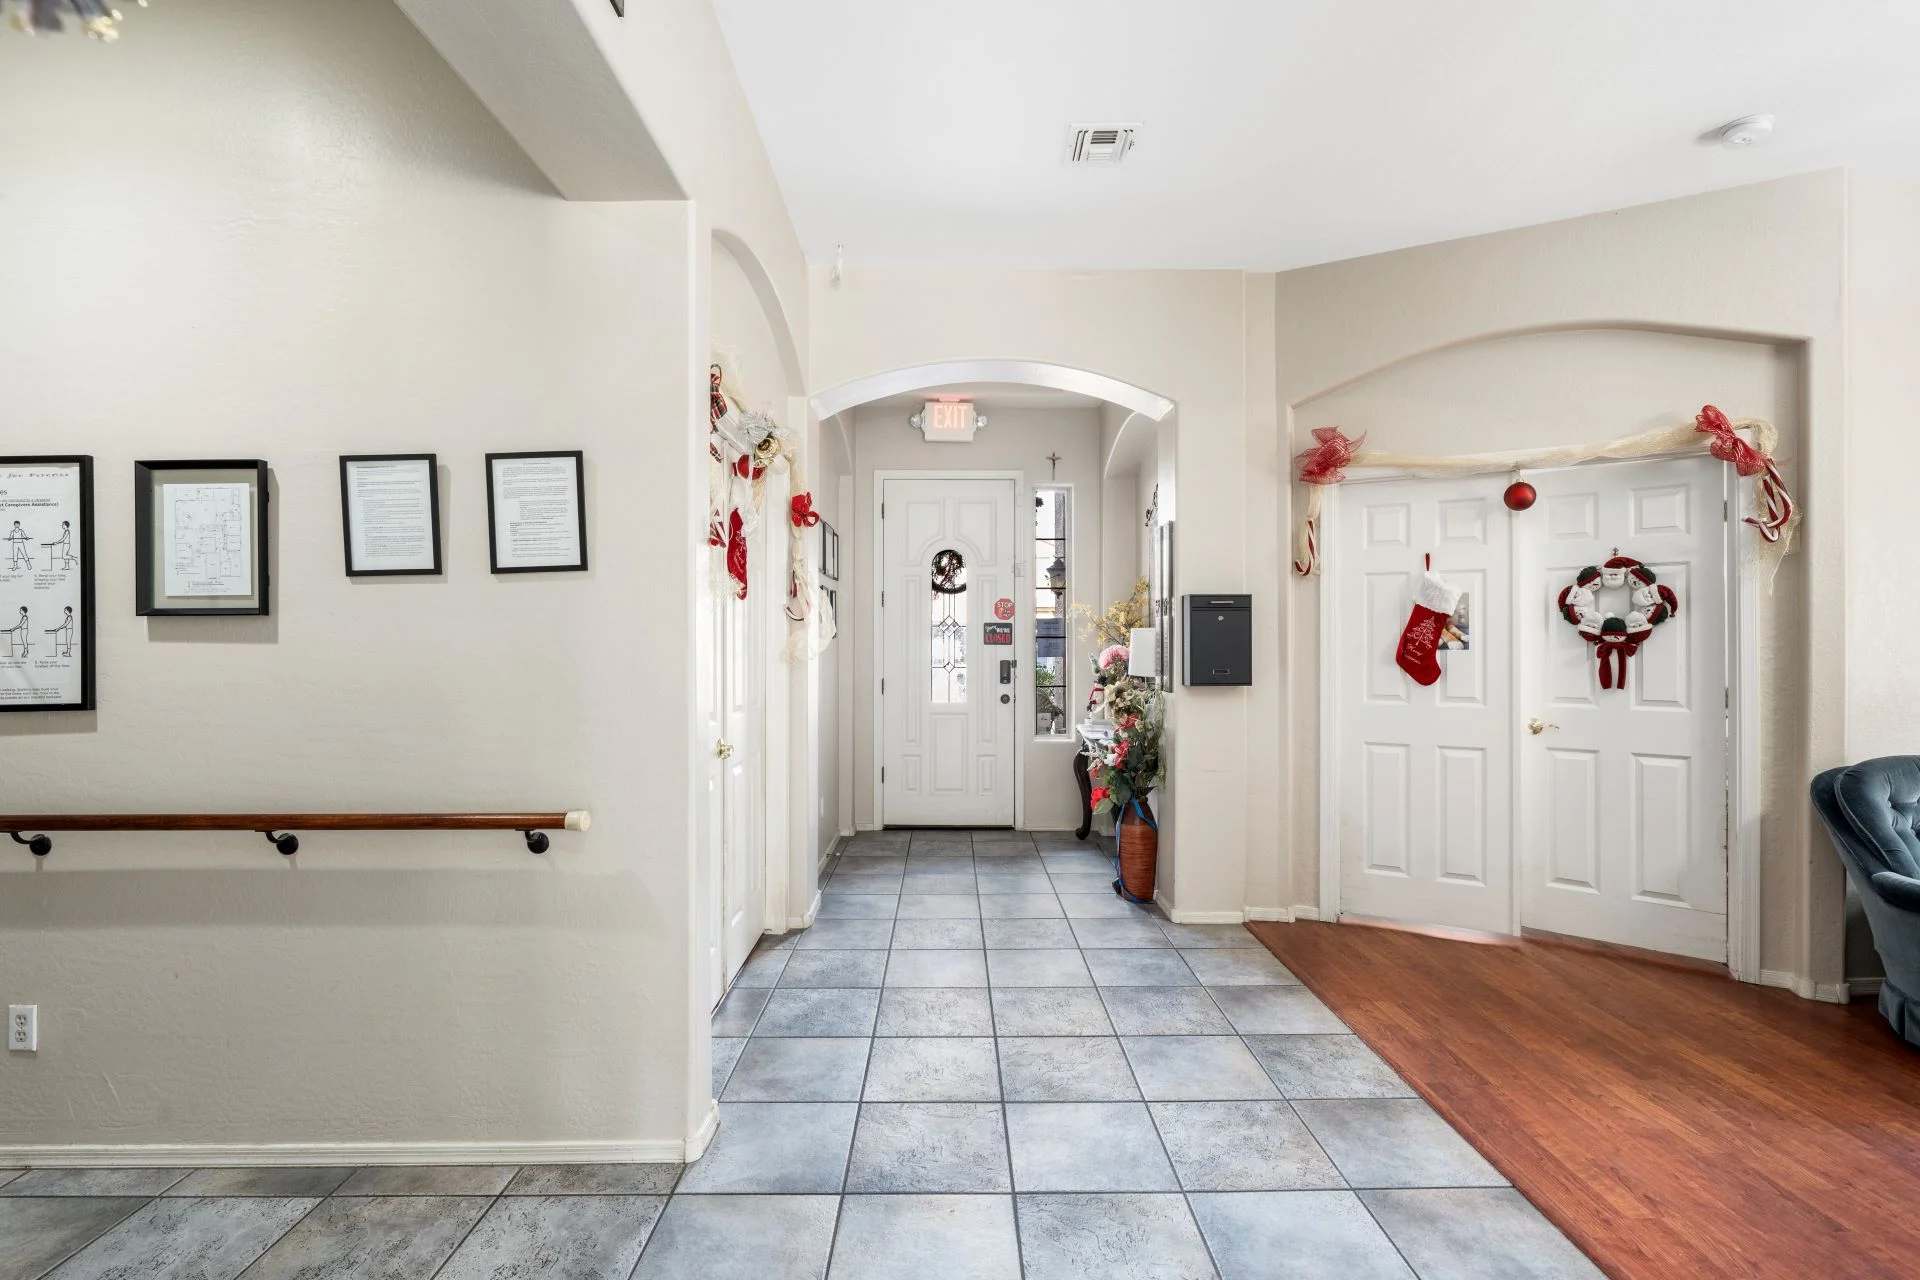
[1089,786,1109,806]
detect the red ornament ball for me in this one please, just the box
[1503,480,1537,511]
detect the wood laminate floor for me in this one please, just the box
[1248,919,1920,1280]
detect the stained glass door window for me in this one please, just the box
[929,549,967,703]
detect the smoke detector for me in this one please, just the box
[1715,114,1775,149]
[1067,125,1138,165]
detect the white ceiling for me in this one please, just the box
[710,0,1920,270]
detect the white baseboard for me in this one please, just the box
[1291,905,1323,921]
[0,1137,691,1169]
[1243,907,1292,922]
[787,888,821,931]
[1758,969,1850,1004]
[684,1099,720,1162]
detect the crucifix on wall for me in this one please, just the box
[1046,451,1062,480]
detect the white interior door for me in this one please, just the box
[1334,476,1513,933]
[713,506,768,998]
[881,477,1018,827]
[1516,456,1729,961]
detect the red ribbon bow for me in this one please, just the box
[1294,427,1365,486]
[1694,405,1767,477]
[790,492,821,527]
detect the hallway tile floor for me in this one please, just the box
[1,829,1601,1279]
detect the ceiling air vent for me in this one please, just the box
[1067,124,1138,165]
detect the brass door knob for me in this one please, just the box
[715,740,734,759]
[1527,719,1558,735]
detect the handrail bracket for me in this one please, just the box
[10,831,52,857]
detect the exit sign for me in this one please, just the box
[921,400,979,443]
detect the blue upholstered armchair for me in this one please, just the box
[1813,758,1920,1048]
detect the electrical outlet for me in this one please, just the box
[8,1005,36,1052]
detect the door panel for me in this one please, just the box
[882,477,1017,827]
[1335,475,1513,933]
[1516,456,1728,961]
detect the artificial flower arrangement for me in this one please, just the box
[1085,650,1165,819]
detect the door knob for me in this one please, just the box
[715,740,734,759]
[1000,694,1011,704]
[1527,719,1558,735]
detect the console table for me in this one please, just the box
[1072,721,1116,841]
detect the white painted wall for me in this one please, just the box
[850,406,1103,832]
[0,0,708,1155]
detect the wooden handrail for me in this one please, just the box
[4,811,590,857]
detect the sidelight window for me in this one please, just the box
[1034,488,1070,736]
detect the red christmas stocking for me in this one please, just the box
[1395,569,1459,686]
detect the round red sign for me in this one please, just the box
[994,597,1015,621]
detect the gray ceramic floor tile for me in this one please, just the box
[831,854,905,872]
[1151,1101,1347,1191]
[723,1037,870,1101]
[1206,985,1346,1034]
[1069,917,1173,948]
[827,1194,1021,1280]
[676,1103,857,1194]
[713,1037,748,1095]
[981,919,1079,949]
[505,1164,682,1195]
[1245,1035,1416,1099]
[892,918,986,950]
[874,987,995,1036]
[734,949,793,987]
[1015,1193,1215,1280]
[986,949,1091,987]
[975,871,1057,894]
[338,1166,516,1195]
[1085,949,1199,987]
[999,1037,1141,1101]
[1040,851,1113,872]
[1292,1099,1508,1189]
[1100,987,1233,1035]
[1005,1102,1177,1191]
[754,988,883,1037]
[0,1169,20,1189]
[896,894,982,919]
[1,1169,187,1197]
[164,1167,353,1197]
[845,1103,1011,1193]
[633,1194,838,1279]
[779,950,890,988]
[795,919,895,950]
[438,1194,666,1280]
[51,1196,317,1280]
[991,988,1115,1037]
[973,847,1044,864]
[1179,948,1299,985]
[816,894,900,919]
[1359,1188,1605,1280]
[886,949,989,988]
[0,1198,149,1280]
[242,1195,491,1280]
[864,1037,1001,1101]
[1191,1190,1413,1280]
[1048,871,1121,894]
[1157,921,1261,948]
[978,893,1064,919]
[903,874,979,895]
[1124,1036,1281,1100]
[1057,893,1145,919]
[712,984,774,1033]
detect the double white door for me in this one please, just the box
[880,477,1018,827]
[1332,456,1729,960]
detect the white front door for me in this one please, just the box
[1333,475,1513,933]
[881,477,1018,827]
[1516,456,1729,961]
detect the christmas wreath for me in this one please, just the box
[1556,555,1679,691]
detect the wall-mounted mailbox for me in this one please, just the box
[1183,594,1252,686]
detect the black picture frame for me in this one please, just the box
[486,450,588,574]
[339,454,443,577]
[134,459,271,617]
[0,454,96,713]
[819,520,840,582]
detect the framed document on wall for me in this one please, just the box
[135,459,271,617]
[340,454,442,576]
[486,451,587,573]
[0,455,95,712]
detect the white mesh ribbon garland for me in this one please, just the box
[1292,406,1798,586]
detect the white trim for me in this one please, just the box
[1316,485,1342,923]
[1244,906,1292,922]
[871,470,1027,830]
[683,1099,720,1162]
[1291,904,1323,921]
[813,360,1174,423]
[0,1138,694,1169]
[1759,969,1850,1004]
[786,888,822,932]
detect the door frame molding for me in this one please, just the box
[1317,448,1762,981]
[872,469,1028,830]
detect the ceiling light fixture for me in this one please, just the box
[1715,114,1775,149]
[7,0,146,40]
